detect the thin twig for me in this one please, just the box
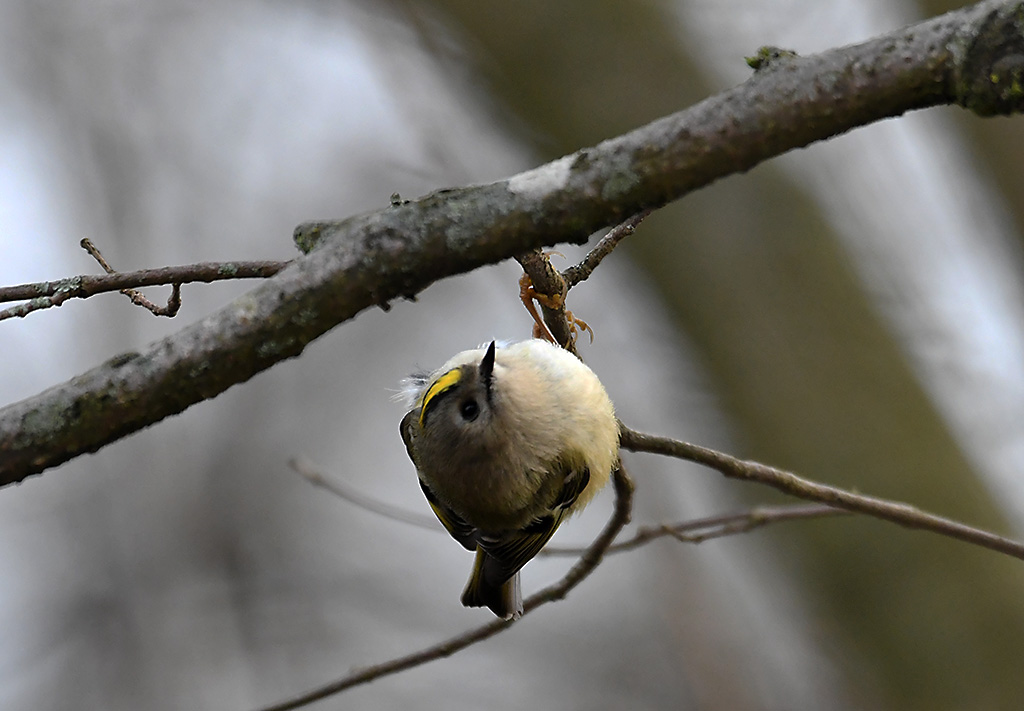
[619,425,1024,562]
[79,238,116,273]
[80,238,180,316]
[254,466,634,711]
[543,503,849,556]
[0,251,290,321]
[0,261,290,303]
[0,283,82,320]
[562,209,652,288]
[290,456,439,531]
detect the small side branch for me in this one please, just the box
[0,246,290,321]
[290,456,439,531]
[562,210,652,288]
[80,238,182,316]
[619,425,1024,562]
[544,502,849,556]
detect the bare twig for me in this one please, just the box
[0,282,83,320]
[78,238,116,273]
[0,251,290,321]
[255,466,634,711]
[562,210,652,288]
[0,261,290,304]
[544,502,849,556]
[619,425,1024,562]
[290,456,439,531]
[81,238,182,317]
[124,282,181,317]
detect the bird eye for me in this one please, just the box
[459,399,480,421]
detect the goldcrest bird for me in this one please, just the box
[399,339,620,619]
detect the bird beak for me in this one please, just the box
[480,341,496,395]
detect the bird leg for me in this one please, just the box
[519,272,558,343]
[519,272,595,346]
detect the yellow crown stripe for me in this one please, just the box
[419,368,463,427]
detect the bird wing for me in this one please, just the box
[475,466,591,588]
[402,409,479,551]
[418,478,478,551]
[399,410,418,463]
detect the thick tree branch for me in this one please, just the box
[1,0,1022,485]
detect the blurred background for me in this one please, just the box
[2,0,1023,709]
